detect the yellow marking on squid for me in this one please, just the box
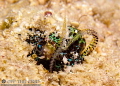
[79,29,98,56]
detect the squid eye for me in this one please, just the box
[37,45,42,49]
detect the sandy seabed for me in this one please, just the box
[0,0,120,86]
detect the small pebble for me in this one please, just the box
[63,56,68,64]
[45,11,52,16]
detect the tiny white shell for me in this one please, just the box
[63,56,68,64]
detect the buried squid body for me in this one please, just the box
[26,26,98,72]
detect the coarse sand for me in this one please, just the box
[0,0,120,86]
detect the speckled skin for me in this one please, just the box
[49,27,98,72]
[26,26,98,72]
